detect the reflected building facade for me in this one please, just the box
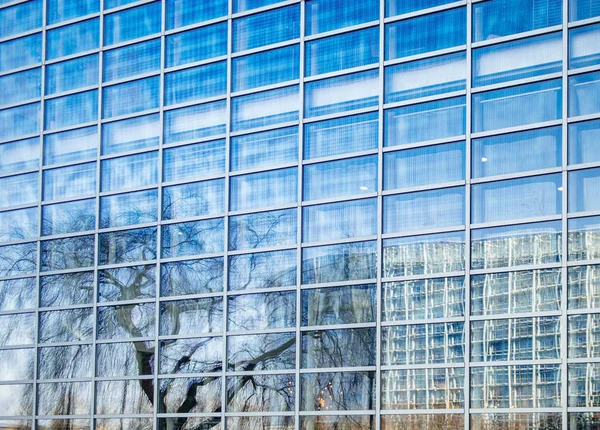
[0,0,600,429]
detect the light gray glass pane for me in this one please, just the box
[47,0,99,25]
[0,384,33,416]
[0,102,40,141]
[301,371,375,411]
[228,374,294,412]
[103,2,161,45]
[304,112,378,160]
[102,113,159,155]
[99,227,157,265]
[570,23,600,69]
[231,126,298,172]
[95,419,152,430]
[569,168,600,213]
[302,284,376,326]
[161,218,224,258]
[160,258,224,297]
[568,314,600,358]
[0,242,37,276]
[228,249,297,291]
[160,297,223,336]
[382,276,465,320]
[41,235,95,271]
[99,265,156,303]
[384,97,466,147]
[568,216,600,262]
[228,291,295,331]
[229,168,297,212]
[102,76,159,118]
[0,420,31,430]
[45,55,98,95]
[303,198,378,243]
[166,22,227,68]
[43,162,96,201]
[233,5,299,52]
[44,90,98,131]
[160,337,221,374]
[471,221,562,270]
[100,189,158,228]
[96,341,155,377]
[231,85,299,132]
[40,271,94,307]
[0,68,41,107]
[302,241,377,284]
[301,415,374,429]
[165,61,227,106]
[305,0,379,35]
[96,379,153,414]
[0,0,42,39]
[569,265,600,309]
[302,327,376,368]
[37,420,89,430]
[569,70,600,117]
[569,118,600,165]
[227,332,295,372]
[0,34,42,73]
[569,363,600,407]
[103,38,160,82]
[0,137,39,175]
[232,45,299,92]
[471,414,560,430]
[231,417,294,430]
[159,376,221,413]
[101,151,158,192]
[166,0,227,30]
[163,140,225,183]
[42,199,95,236]
[0,348,34,381]
[43,126,97,166]
[39,308,93,343]
[97,303,155,339]
[229,209,296,251]
[0,313,34,346]
[38,345,92,379]
[304,156,377,201]
[0,278,36,312]
[162,178,224,221]
[0,207,38,243]
[46,18,99,60]
[569,0,600,21]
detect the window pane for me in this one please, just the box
[234,0,281,12]
[39,308,93,343]
[0,137,39,175]
[98,227,157,265]
[166,61,227,106]
[44,126,97,166]
[37,382,90,415]
[45,90,97,131]
[46,55,98,95]
[162,178,224,220]
[569,314,600,358]
[41,235,95,271]
[384,142,465,190]
[0,34,42,73]
[305,0,379,35]
[302,327,375,368]
[0,103,40,141]
[43,162,96,201]
[103,39,160,83]
[302,241,377,284]
[384,187,465,234]
[569,168,600,213]
[0,0,42,39]
[42,198,96,236]
[302,284,376,326]
[229,209,297,251]
[161,218,224,258]
[166,0,227,30]
[228,374,294,412]
[301,371,375,411]
[0,313,35,346]
[166,22,227,68]
[233,45,299,92]
[305,70,378,118]
[472,79,562,133]
[305,27,379,77]
[568,264,600,308]
[385,8,465,60]
[47,0,99,25]
[102,77,159,118]
[160,336,221,375]
[0,278,36,312]
[385,97,466,147]
[46,18,99,60]
[0,242,37,277]
[158,377,220,413]
[38,345,92,380]
[472,126,562,178]
[97,303,155,339]
[228,291,295,331]
[302,416,374,429]
[101,151,158,192]
[0,349,34,381]
[569,70,600,117]
[100,189,158,228]
[569,216,600,262]
[228,249,297,291]
[230,168,297,212]
[163,140,225,183]
[570,23,600,69]
[103,2,161,46]
[231,126,297,172]
[303,198,377,243]
[99,265,155,303]
[40,271,94,307]
[164,100,226,144]
[95,380,153,414]
[0,68,41,107]
[471,174,562,224]
[233,5,299,52]
[160,297,223,336]
[0,207,37,243]
[227,332,294,371]
[304,112,378,160]
[386,0,456,17]
[231,85,299,132]
[569,0,600,21]
[102,113,159,155]
[0,172,38,209]
[160,258,224,297]
[304,156,377,201]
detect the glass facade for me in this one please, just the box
[0,0,598,429]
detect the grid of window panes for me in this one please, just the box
[0,0,600,428]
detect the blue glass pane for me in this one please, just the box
[305,70,378,118]
[102,113,159,155]
[304,112,378,160]
[230,126,298,172]
[101,152,158,192]
[385,52,466,103]
[104,0,139,9]
[230,168,297,212]
[0,103,40,140]
[0,69,41,107]
[387,0,456,17]
[472,80,562,133]
[385,8,466,60]
[45,90,97,130]
[98,227,157,265]
[0,137,39,174]
[305,0,379,36]
[42,199,96,236]
[233,5,300,52]
[46,18,99,60]
[568,216,600,262]
[384,97,466,147]
[166,23,227,68]
[166,0,228,30]
[303,198,377,242]
[473,32,562,87]
[384,187,465,234]
[162,219,224,258]
[0,34,42,73]
[0,207,37,243]
[162,179,224,221]
[304,155,378,201]
[100,189,158,228]
[48,0,99,24]
[104,2,161,46]
[41,235,95,271]
[0,243,37,276]
[46,55,98,95]
[0,173,38,209]
[384,142,466,190]
[229,209,297,250]
[165,61,227,106]
[569,119,600,165]
[0,0,42,39]
[160,258,224,297]
[569,71,600,117]
[44,126,97,166]
[103,39,160,82]
[102,77,159,118]
[163,140,225,183]
[43,162,96,201]
[228,250,297,291]
[472,174,562,224]
[472,127,562,178]
[234,0,282,13]
[231,85,299,132]
[569,0,600,21]
[473,0,562,42]
[232,45,299,92]
[570,24,600,69]
[164,100,227,144]
[569,168,600,213]
[305,27,379,77]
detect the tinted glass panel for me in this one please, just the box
[100,190,158,228]
[104,2,161,46]
[0,34,42,73]
[162,179,224,220]
[0,137,39,174]
[0,68,41,107]
[229,209,297,251]
[303,198,378,242]
[570,23,600,69]
[228,249,297,291]
[569,70,600,117]
[161,218,224,258]
[160,258,224,297]
[233,45,299,92]
[98,265,156,303]
[42,199,95,236]
[46,18,99,60]
[45,90,97,131]
[166,0,227,30]
[305,0,379,35]
[228,291,295,331]
[98,227,157,265]
[43,162,96,201]
[102,114,159,155]
[302,241,377,284]
[569,168,600,213]
[231,85,299,132]
[0,0,42,39]
[48,0,99,24]
[166,23,227,69]
[0,207,38,243]
[164,100,226,144]
[163,140,225,182]
[102,77,159,118]
[165,61,227,106]
[101,152,158,192]
[233,5,299,52]
[43,126,97,166]
[231,126,297,172]
[160,297,223,336]
[46,55,98,95]
[230,168,297,212]
[103,39,160,83]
